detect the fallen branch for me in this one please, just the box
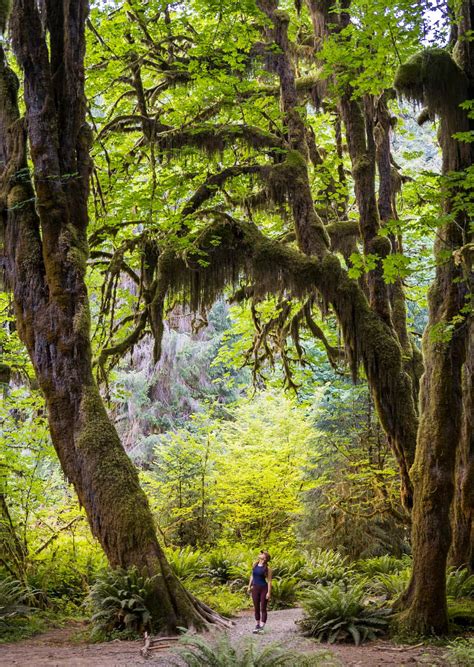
[375,642,425,652]
[141,632,180,657]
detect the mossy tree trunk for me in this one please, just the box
[394,0,473,632]
[304,0,474,632]
[0,0,221,632]
[374,94,423,401]
[258,0,418,508]
[449,315,473,570]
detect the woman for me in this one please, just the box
[247,550,272,633]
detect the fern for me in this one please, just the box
[0,577,34,625]
[298,582,391,645]
[447,598,474,628]
[301,548,352,585]
[166,546,204,580]
[269,548,307,579]
[87,567,154,638]
[269,577,299,610]
[444,637,474,665]
[172,634,317,666]
[446,567,474,599]
[205,550,241,584]
[368,568,411,599]
[356,555,408,577]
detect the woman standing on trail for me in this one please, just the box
[247,550,272,633]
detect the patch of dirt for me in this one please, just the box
[0,609,451,667]
[226,609,448,667]
[0,625,148,667]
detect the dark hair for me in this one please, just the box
[253,550,271,569]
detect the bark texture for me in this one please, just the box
[394,1,474,632]
[449,313,473,571]
[0,0,223,632]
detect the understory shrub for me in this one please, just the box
[366,568,411,600]
[186,579,249,617]
[87,567,154,639]
[205,549,240,584]
[301,548,352,585]
[356,555,409,577]
[269,548,307,579]
[0,576,34,625]
[204,548,250,588]
[166,546,204,581]
[446,568,474,599]
[363,565,473,605]
[172,634,323,666]
[269,578,299,610]
[0,576,42,642]
[27,535,106,610]
[298,582,391,645]
[444,637,474,665]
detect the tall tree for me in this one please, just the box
[394,0,474,632]
[0,0,223,631]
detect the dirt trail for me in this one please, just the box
[0,609,450,667]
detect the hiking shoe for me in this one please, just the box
[252,625,261,633]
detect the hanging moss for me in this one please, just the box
[295,73,326,108]
[242,189,279,211]
[416,107,433,126]
[394,48,468,117]
[261,150,308,203]
[160,124,284,157]
[325,220,360,258]
[352,155,372,177]
[295,74,322,92]
[284,148,307,169]
[157,216,322,318]
[369,235,391,257]
[273,9,290,23]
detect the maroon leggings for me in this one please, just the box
[252,584,268,623]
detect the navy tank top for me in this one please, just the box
[252,564,268,586]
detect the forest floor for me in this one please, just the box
[0,608,458,666]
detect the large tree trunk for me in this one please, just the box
[0,0,221,632]
[374,93,423,402]
[449,316,474,570]
[394,0,473,631]
[399,256,469,632]
[303,0,473,633]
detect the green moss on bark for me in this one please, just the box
[394,48,468,117]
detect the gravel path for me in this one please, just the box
[0,609,451,667]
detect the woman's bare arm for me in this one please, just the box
[248,574,253,591]
[266,568,272,599]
